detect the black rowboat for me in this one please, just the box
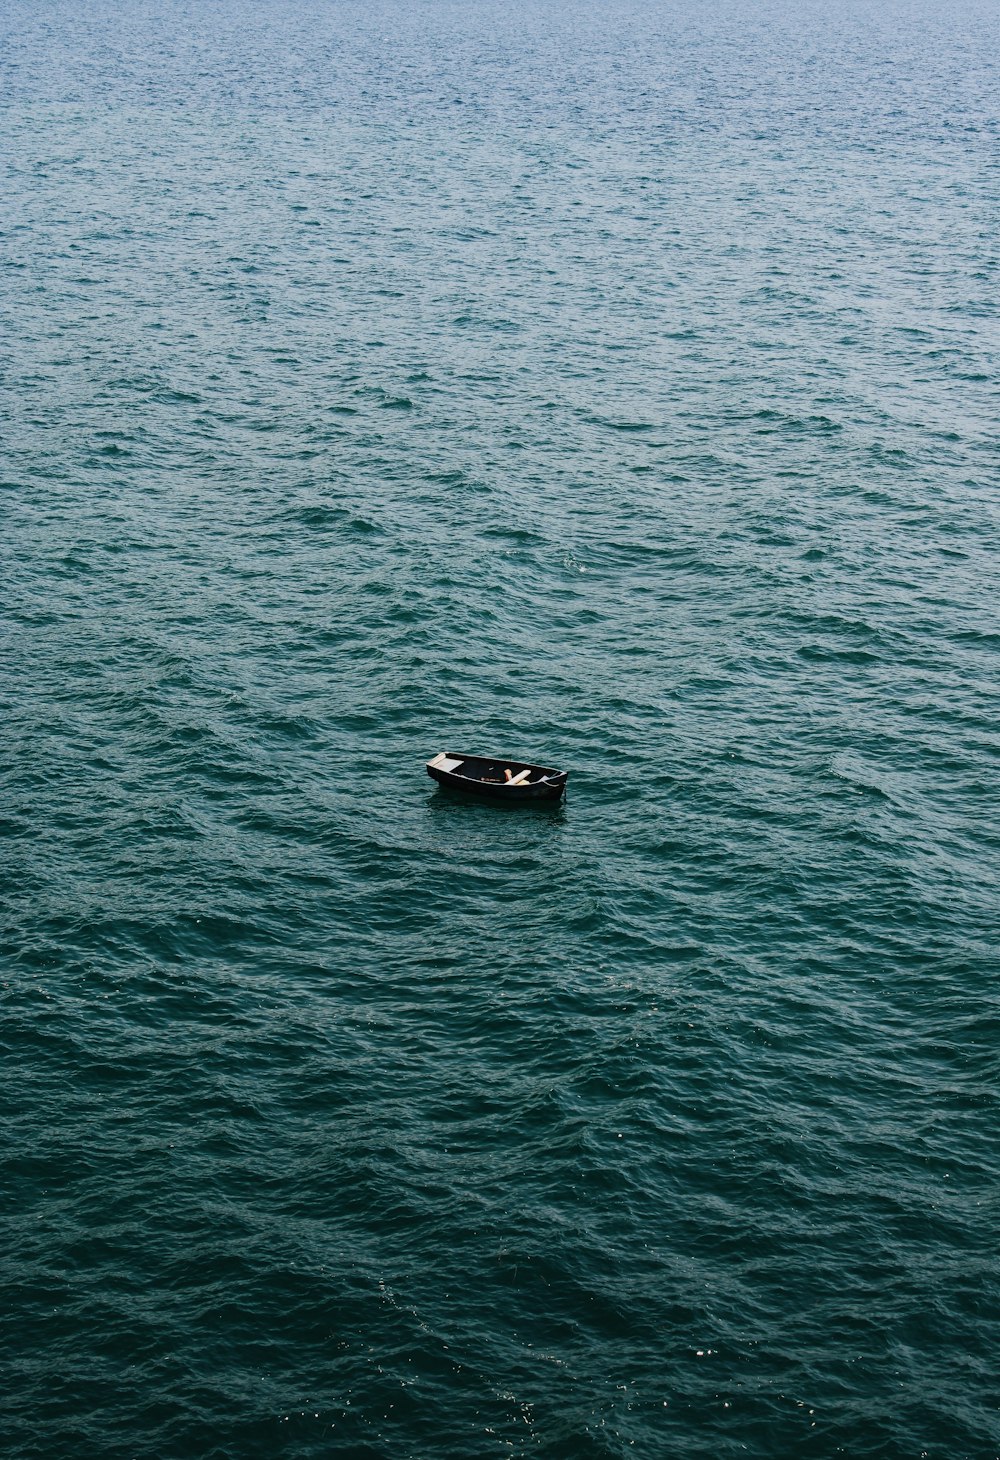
[427,752,568,802]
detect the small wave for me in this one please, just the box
[288,504,351,527]
[583,413,656,433]
[829,752,898,801]
[480,524,546,545]
[152,387,202,404]
[797,642,881,664]
[355,386,415,410]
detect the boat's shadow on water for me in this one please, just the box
[427,786,568,819]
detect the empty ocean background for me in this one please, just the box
[3,0,998,1455]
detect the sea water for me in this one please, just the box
[3,1,998,1454]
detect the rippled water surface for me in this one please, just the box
[3,1,999,1455]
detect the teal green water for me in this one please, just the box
[3,1,999,1455]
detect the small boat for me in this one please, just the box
[427,752,568,801]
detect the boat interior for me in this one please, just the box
[428,753,556,785]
